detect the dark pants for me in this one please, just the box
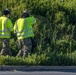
[0,39,12,56]
[30,38,36,53]
[17,38,32,57]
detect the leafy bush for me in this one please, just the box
[0,0,76,65]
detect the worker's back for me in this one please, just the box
[0,16,13,38]
[14,16,36,40]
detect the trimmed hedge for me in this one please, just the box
[0,0,76,65]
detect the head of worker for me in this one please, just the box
[21,10,30,18]
[2,9,11,18]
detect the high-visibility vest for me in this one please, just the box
[14,17,36,40]
[0,16,13,38]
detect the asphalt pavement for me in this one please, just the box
[0,66,76,75]
[0,71,76,75]
[0,66,76,71]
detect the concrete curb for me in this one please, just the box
[0,66,76,71]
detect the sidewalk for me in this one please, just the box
[0,66,76,71]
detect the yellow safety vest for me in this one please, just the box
[0,16,13,38]
[14,17,36,40]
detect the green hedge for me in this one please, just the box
[0,51,75,66]
[0,0,76,65]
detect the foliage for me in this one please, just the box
[0,53,73,66]
[0,0,76,65]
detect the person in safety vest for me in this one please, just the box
[14,10,36,57]
[0,9,13,56]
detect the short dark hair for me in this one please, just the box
[2,9,10,15]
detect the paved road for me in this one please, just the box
[0,71,76,75]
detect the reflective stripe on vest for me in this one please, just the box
[0,34,10,36]
[17,28,33,33]
[17,32,34,37]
